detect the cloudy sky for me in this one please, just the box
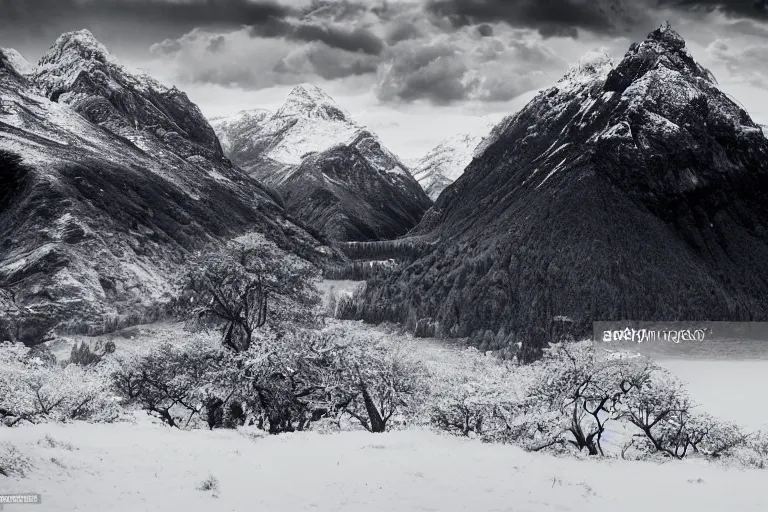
[1,0,768,158]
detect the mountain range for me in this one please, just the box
[0,30,335,343]
[211,85,432,242]
[4,23,768,356]
[345,23,768,360]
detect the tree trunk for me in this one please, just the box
[360,382,386,433]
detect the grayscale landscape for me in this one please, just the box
[1,1,768,510]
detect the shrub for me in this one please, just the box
[111,336,237,429]
[460,340,755,461]
[520,341,657,456]
[0,342,118,426]
[197,474,220,493]
[428,348,526,438]
[111,328,337,433]
[69,340,116,366]
[0,443,34,478]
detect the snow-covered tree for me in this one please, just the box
[428,348,525,438]
[182,234,321,352]
[238,328,340,434]
[331,331,429,433]
[621,368,749,460]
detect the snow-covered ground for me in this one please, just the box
[13,297,767,511]
[658,359,768,431]
[2,418,766,512]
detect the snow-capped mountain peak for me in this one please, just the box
[653,20,686,48]
[26,29,222,160]
[223,84,364,167]
[412,117,497,201]
[275,83,354,123]
[210,83,431,241]
[38,29,116,71]
[361,23,768,355]
[604,21,717,93]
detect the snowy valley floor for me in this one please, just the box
[4,317,768,511]
[2,419,767,512]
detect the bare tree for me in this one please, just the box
[529,342,649,456]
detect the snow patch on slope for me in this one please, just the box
[210,108,271,153]
[1,48,36,75]
[559,48,614,88]
[412,118,497,200]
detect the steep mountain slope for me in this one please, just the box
[279,135,433,241]
[210,108,271,156]
[347,24,768,360]
[33,30,223,162]
[0,30,334,344]
[212,84,432,242]
[412,119,496,201]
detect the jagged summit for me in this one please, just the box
[38,29,114,70]
[35,29,135,97]
[605,22,716,92]
[26,29,222,159]
[651,20,686,48]
[33,29,169,98]
[289,83,335,103]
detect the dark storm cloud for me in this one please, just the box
[207,35,227,53]
[249,19,385,55]
[274,44,381,80]
[663,0,768,18]
[375,33,566,104]
[424,0,768,39]
[385,20,424,44]
[424,0,628,37]
[0,0,293,33]
[377,43,470,104]
[477,23,494,36]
